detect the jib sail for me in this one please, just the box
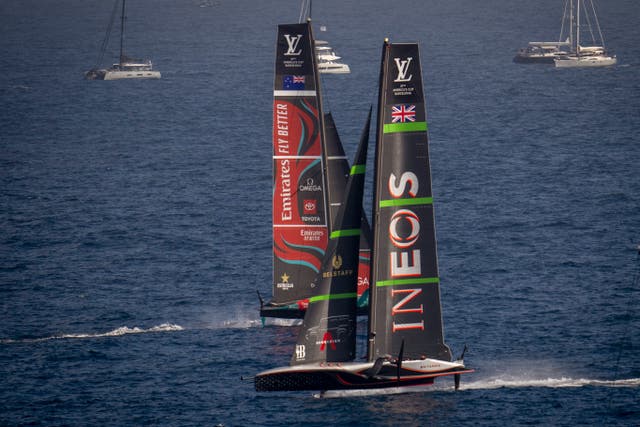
[323,112,372,313]
[291,111,370,365]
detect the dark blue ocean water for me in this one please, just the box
[2,0,639,425]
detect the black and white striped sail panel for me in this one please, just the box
[369,41,452,363]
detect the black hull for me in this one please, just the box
[84,69,107,80]
[255,365,472,392]
[260,302,369,319]
[513,55,556,64]
[259,303,305,319]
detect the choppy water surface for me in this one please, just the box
[1,0,639,425]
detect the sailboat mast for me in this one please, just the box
[569,0,574,51]
[576,0,581,57]
[119,0,126,63]
[309,21,332,233]
[367,38,390,361]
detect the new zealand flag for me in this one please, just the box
[283,75,306,90]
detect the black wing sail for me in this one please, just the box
[291,111,371,365]
[323,112,348,230]
[368,42,452,362]
[324,112,372,313]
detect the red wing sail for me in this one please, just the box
[270,23,329,309]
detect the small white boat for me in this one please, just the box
[298,0,351,74]
[86,0,161,80]
[554,52,617,68]
[513,42,570,64]
[315,40,351,74]
[315,40,350,74]
[553,0,616,68]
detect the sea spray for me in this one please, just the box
[0,323,184,344]
[462,376,640,390]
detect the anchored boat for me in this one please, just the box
[554,0,617,67]
[85,0,161,80]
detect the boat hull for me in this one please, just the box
[84,69,107,80]
[554,55,617,68]
[259,302,308,319]
[260,299,368,320]
[513,54,557,64]
[318,64,351,74]
[255,359,473,392]
[103,70,161,80]
[85,69,161,80]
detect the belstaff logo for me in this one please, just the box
[332,255,343,270]
[393,57,413,82]
[284,34,303,56]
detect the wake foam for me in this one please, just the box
[198,309,264,329]
[1,323,184,344]
[217,318,263,329]
[315,385,434,399]
[462,377,640,390]
[262,318,302,327]
[312,377,640,398]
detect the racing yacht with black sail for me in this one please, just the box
[260,21,370,321]
[255,39,472,394]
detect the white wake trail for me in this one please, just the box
[462,377,640,390]
[1,323,185,343]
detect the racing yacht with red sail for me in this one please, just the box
[260,21,370,321]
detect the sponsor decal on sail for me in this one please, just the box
[392,56,416,97]
[282,33,305,68]
[303,199,317,214]
[393,57,413,82]
[276,273,294,290]
[283,75,305,90]
[295,344,306,361]
[391,105,416,123]
[319,332,338,351]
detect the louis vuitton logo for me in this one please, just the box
[394,57,413,82]
[284,34,303,56]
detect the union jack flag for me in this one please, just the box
[391,104,416,123]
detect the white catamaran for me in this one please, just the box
[255,24,472,394]
[85,0,161,80]
[554,0,616,68]
[298,0,350,74]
